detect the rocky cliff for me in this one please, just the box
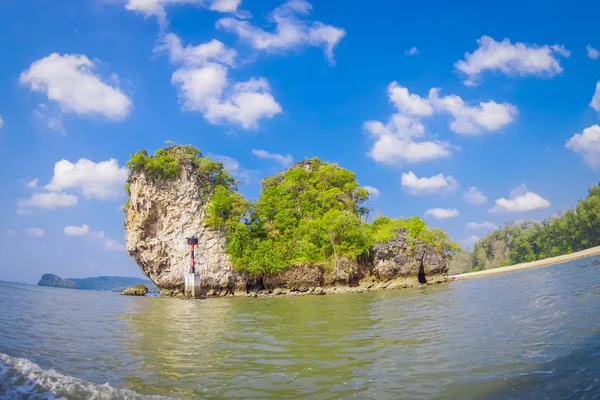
[124,152,242,297]
[123,145,452,297]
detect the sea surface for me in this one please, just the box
[1,257,600,399]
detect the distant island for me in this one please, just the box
[38,273,159,293]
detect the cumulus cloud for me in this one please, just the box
[18,192,78,210]
[401,171,458,196]
[490,184,550,213]
[63,224,125,252]
[429,88,518,135]
[26,179,38,189]
[424,208,459,219]
[252,148,293,167]
[216,0,345,63]
[463,186,487,205]
[64,224,90,236]
[25,228,44,237]
[566,124,600,170]
[404,47,418,56]
[123,0,242,26]
[157,34,282,129]
[44,158,128,199]
[590,82,600,113]
[587,45,599,60]
[362,186,380,198]
[0,115,3,128]
[388,82,433,117]
[365,83,516,165]
[466,221,498,230]
[20,53,132,120]
[454,36,570,86]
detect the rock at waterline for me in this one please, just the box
[121,285,148,296]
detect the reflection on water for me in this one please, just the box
[1,256,600,399]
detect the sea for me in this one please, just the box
[1,256,600,399]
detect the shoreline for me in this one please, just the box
[450,246,600,281]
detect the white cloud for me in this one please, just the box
[123,0,241,26]
[216,0,346,63]
[365,83,516,165]
[18,192,78,210]
[364,109,451,166]
[158,34,282,129]
[566,124,600,170]
[25,228,44,237]
[455,36,569,85]
[104,238,126,252]
[252,148,293,167]
[211,154,254,183]
[490,184,550,213]
[587,45,599,60]
[155,34,237,66]
[5,229,15,235]
[404,47,418,56]
[463,186,487,205]
[26,179,38,189]
[64,224,90,236]
[388,82,433,117]
[466,221,498,230]
[20,53,132,120]
[424,208,459,219]
[0,115,3,128]
[401,171,458,196]
[429,88,517,135]
[63,224,125,252]
[590,82,600,113]
[462,235,481,248]
[362,186,380,198]
[45,158,128,199]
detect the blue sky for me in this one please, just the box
[1,0,599,283]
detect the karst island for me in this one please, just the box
[123,145,459,298]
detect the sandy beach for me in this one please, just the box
[450,246,600,281]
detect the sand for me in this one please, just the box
[450,246,600,281]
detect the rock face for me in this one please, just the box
[125,162,241,297]
[121,285,148,296]
[372,228,448,281]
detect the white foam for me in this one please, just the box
[0,353,173,400]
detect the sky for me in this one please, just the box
[1,0,599,284]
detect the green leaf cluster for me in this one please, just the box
[206,158,458,275]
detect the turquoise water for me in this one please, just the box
[1,256,600,399]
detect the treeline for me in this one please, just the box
[449,185,600,274]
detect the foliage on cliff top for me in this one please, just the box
[449,184,600,274]
[206,157,458,274]
[125,144,237,194]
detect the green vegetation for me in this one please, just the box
[449,184,600,274]
[205,158,458,274]
[38,274,159,293]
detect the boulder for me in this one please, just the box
[121,285,148,296]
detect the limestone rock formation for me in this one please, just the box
[124,158,241,297]
[121,285,148,296]
[372,228,448,280]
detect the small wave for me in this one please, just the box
[0,353,173,400]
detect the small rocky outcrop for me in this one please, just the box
[121,285,148,296]
[372,228,448,281]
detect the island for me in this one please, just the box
[123,145,458,297]
[38,274,159,293]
